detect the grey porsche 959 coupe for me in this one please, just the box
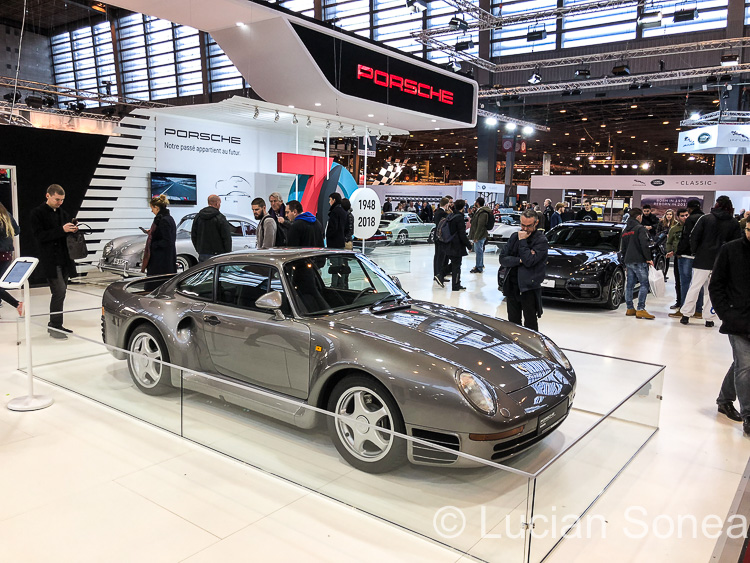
[102,249,576,473]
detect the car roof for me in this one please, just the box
[206,248,359,266]
[180,212,256,222]
[556,221,625,228]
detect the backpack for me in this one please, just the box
[484,208,495,230]
[437,215,455,243]
[273,215,287,247]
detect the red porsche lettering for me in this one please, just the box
[356,64,455,106]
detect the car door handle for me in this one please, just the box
[203,315,221,326]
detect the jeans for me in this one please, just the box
[677,257,703,312]
[48,265,68,328]
[625,263,649,310]
[717,335,750,419]
[473,238,486,271]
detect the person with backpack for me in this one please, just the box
[443,199,473,291]
[433,197,451,287]
[252,197,277,249]
[469,197,494,274]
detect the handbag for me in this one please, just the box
[648,265,665,298]
[66,222,91,260]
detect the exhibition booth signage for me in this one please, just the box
[531,174,750,191]
[678,124,750,154]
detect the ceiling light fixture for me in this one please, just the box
[405,0,427,13]
[574,68,590,78]
[612,64,631,76]
[526,24,547,42]
[721,54,739,66]
[638,8,662,28]
[527,72,542,85]
[689,112,700,120]
[306,116,311,127]
[522,126,534,135]
[253,106,259,119]
[274,110,280,122]
[292,114,298,124]
[448,16,469,32]
[505,123,517,131]
[485,116,498,126]
[674,6,698,22]
[92,2,107,13]
[455,39,474,51]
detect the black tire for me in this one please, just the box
[126,324,173,395]
[428,228,436,243]
[395,230,408,246]
[655,254,667,276]
[326,375,406,473]
[176,255,193,273]
[605,268,625,309]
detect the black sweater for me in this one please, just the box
[709,236,750,336]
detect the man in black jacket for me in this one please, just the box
[29,184,78,338]
[680,196,742,327]
[285,200,324,247]
[191,194,232,262]
[326,192,347,249]
[709,222,750,430]
[640,204,659,234]
[499,209,549,331]
[621,208,655,319]
[444,199,473,291]
[433,197,451,287]
[675,199,705,317]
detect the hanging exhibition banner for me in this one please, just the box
[532,174,750,192]
[640,194,705,215]
[678,125,750,154]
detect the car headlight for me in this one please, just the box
[542,336,572,371]
[456,370,497,416]
[102,242,113,257]
[579,260,607,274]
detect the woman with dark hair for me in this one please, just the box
[0,202,23,316]
[142,194,177,276]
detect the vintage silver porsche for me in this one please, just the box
[98,212,258,276]
[102,249,576,473]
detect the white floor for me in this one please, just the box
[1,245,747,562]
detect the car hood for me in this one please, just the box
[109,235,147,254]
[324,301,565,394]
[546,246,616,276]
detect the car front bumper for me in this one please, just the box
[98,257,144,277]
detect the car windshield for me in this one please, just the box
[176,215,194,233]
[547,226,621,251]
[284,254,406,316]
[381,213,402,222]
[501,214,521,225]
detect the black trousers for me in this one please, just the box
[672,258,681,305]
[433,244,446,278]
[48,265,68,328]
[450,255,463,289]
[506,289,540,332]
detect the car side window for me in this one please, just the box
[176,267,214,300]
[228,220,243,237]
[243,222,257,236]
[217,263,271,310]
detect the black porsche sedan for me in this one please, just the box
[498,222,668,309]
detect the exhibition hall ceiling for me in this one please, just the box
[0,0,102,34]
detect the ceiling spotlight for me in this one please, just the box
[25,95,44,109]
[522,126,533,135]
[674,7,698,22]
[67,101,85,113]
[612,64,630,76]
[455,39,474,51]
[42,95,55,107]
[387,135,392,142]
[351,125,356,135]
[306,116,311,127]
[505,123,517,131]
[485,116,498,126]
[91,2,107,13]
[574,68,590,78]
[444,59,461,72]
[338,122,343,132]
[719,74,732,82]
[326,121,331,130]
[638,8,662,28]
[689,112,700,120]
[628,82,640,90]
[527,72,542,85]
[640,82,652,89]
[722,91,731,100]
[705,75,718,84]
[3,92,21,103]
[406,0,427,13]
[274,110,280,122]
[292,114,298,124]
[253,106,259,119]
[526,25,547,42]
[448,16,469,32]
[641,162,651,170]
[721,54,739,66]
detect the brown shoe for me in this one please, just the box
[668,309,682,318]
[626,308,636,316]
[636,310,655,320]
[692,312,703,319]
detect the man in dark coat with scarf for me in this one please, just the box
[326,192,347,249]
[30,184,79,338]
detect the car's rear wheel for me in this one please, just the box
[127,324,173,395]
[395,230,408,246]
[176,255,193,273]
[327,375,406,473]
[428,228,436,243]
[605,268,625,309]
[654,254,667,276]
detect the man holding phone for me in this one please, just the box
[30,184,78,339]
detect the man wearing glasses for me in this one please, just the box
[710,222,750,431]
[499,209,549,331]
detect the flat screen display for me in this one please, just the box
[2,261,33,285]
[150,172,197,205]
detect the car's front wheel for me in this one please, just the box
[327,375,406,473]
[605,268,625,309]
[127,324,173,395]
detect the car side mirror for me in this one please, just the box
[255,290,285,320]
[390,275,402,289]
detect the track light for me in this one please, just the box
[67,101,85,113]
[351,125,356,135]
[3,92,21,103]
[455,39,474,51]
[485,117,498,126]
[526,25,547,42]
[721,54,739,66]
[253,106,259,119]
[689,112,700,120]
[42,95,55,107]
[338,122,343,132]
[505,123,516,131]
[640,82,652,89]
[628,82,640,90]
[102,105,116,116]
[638,9,662,28]
[527,72,542,85]
[274,110,280,122]
[292,114,298,124]
[612,64,630,76]
[326,121,331,130]
[25,95,44,109]
[674,7,698,22]
[305,116,311,127]
[574,68,590,78]
[405,0,427,13]
[448,16,469,32]
[705,75,718,83]
[522,126,534,135]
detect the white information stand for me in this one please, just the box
[350,188,381,253]
[1,257,54,411]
